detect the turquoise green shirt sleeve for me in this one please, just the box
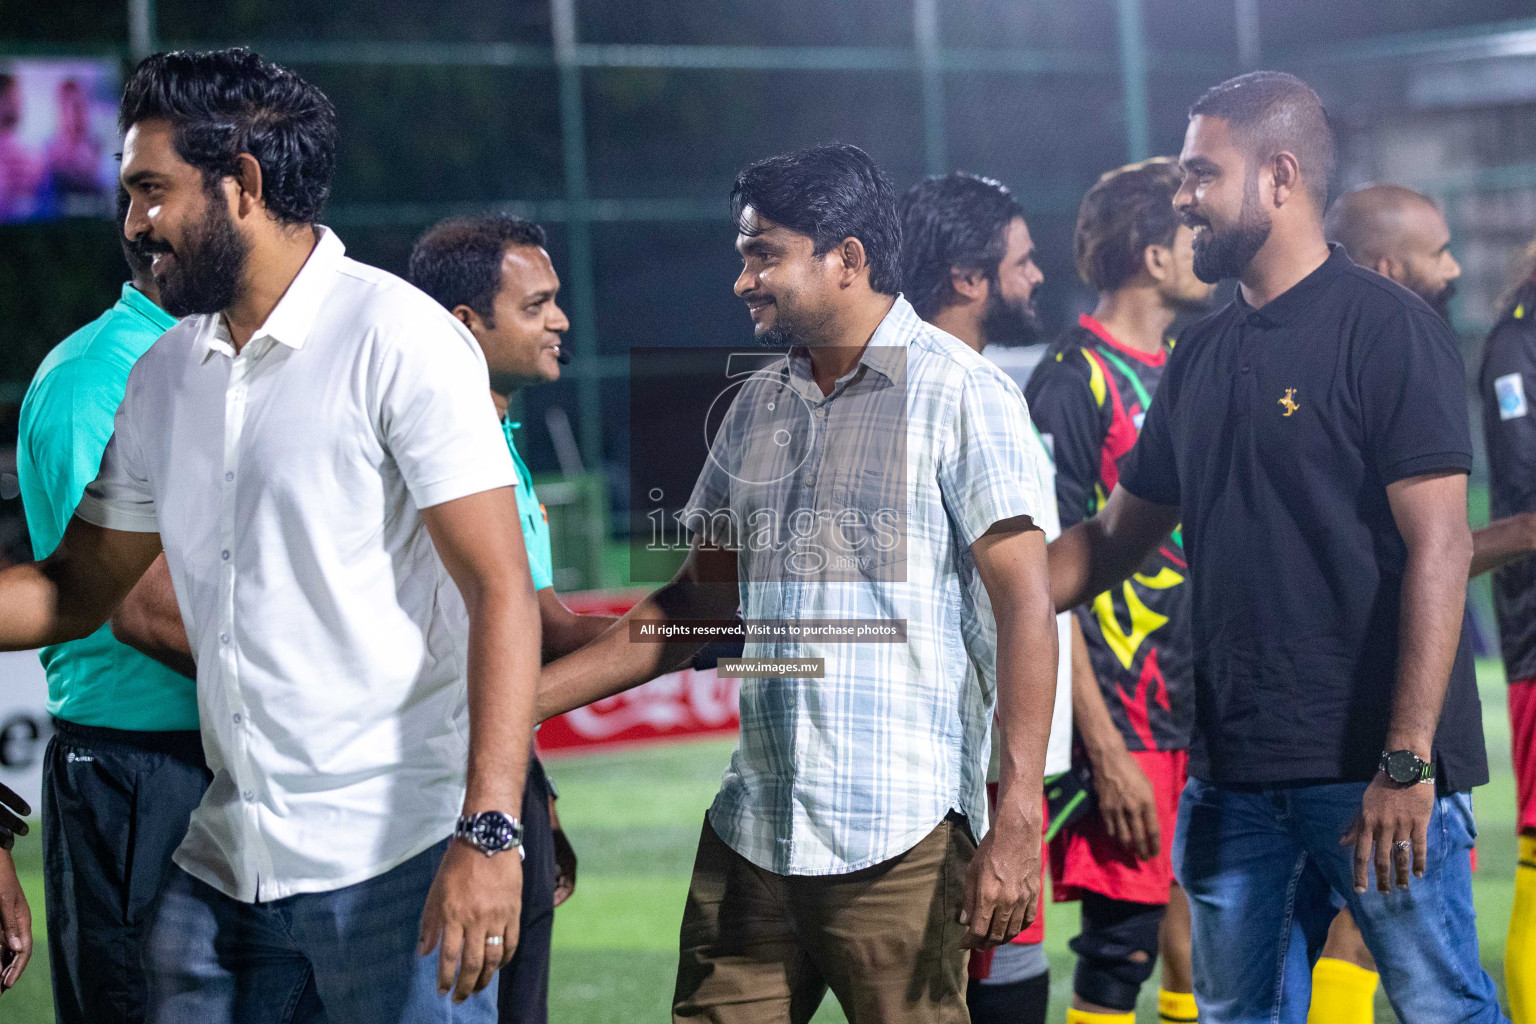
[503,419,555,591]
[15,286,197,733]
[19,357,126,558]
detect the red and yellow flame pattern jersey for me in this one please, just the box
[1024,314,1194,752]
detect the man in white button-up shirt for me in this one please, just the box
[0,50,539,1024]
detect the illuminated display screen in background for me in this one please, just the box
[0,57,119,224]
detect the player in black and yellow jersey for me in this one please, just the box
[1025,158,1214,1024]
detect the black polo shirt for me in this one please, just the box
[1120,246,1487,792]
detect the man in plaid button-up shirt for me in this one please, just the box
[538,144,1059,1024]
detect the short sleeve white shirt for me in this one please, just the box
[77,228,518,901]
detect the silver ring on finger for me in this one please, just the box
[1394,840,1412,853]
[485,935,504,947]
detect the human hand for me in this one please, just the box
[1340,772,1433,894]
[1091,747,1160,861]
[960,806,1042,950]
[417,839,523,1003]
[0,849,32,993]
[549,793,577,907]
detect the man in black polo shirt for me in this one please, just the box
[1048,71,1503,1023]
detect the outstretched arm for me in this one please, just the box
[1471,512,1536,578]
[111,554,195,677]
[536,538,739,722]
[1047,485,1180,614]
[536,589,618,663]
[0,516,162,652]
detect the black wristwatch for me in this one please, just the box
[454,811,524,856]
[1379,749,1435,786]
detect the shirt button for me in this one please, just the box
[225,471,234,482]
[1241,364,1252,374]
[221,550,230,561]
[806,475,817,487]
[242,789,255,803]
[232,712,242,724]
[220,633,230,645]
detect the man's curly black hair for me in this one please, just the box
[120,48,338,225]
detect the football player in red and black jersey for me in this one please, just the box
[1025,157,1213,1024]
[1473,231,1536,1024]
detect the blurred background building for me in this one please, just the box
[6,0,1536,584]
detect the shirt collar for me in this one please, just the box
[116,282,178,334]
[198,226,346,363]
[1077,312,1167,367]
[1236,243,1351,328]
[784,295,915,392]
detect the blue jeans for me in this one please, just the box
[145,838,497,1024]
[1174,778,1506,1024]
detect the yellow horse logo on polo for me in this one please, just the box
[1278,388,1300,417]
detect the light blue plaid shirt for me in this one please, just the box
[685,296,1052,875]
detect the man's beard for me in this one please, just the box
[979,281,1041,349]
[754,297,834,349]
[1422,278,1456,322]
[146,185,250,317]
[1190,176,1272,284]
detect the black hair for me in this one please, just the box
[897,172,1024,320]
[1189,71,1335,210]
[119,48,337,225]
[730,143,902,296]
[408,213,548,325]
[1075,157,1184,293]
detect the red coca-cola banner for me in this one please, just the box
[537,590,742,756]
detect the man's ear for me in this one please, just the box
[1373,256,1406,286]
[230,152,264,220]
[834,235,870,286]
[1269,151,1303,209]
[948,265,989,303]
[452,304,485,335]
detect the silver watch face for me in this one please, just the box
[467,811,521,852]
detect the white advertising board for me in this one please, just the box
[0,650,50,814]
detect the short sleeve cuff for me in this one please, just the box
[72,495,159,533]
[1117,471,1179,509]
[1380,452,1472,486]
[410,465,518,510]
[957,493,1043,549]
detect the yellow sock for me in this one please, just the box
[1509,834,1536,1024]
[1159,988,1199,1022]
[1307,956,1378,1024]
[1066,1009,1134,1024]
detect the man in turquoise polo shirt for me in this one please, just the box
[16,192,208,1024]
[409,213,619,1024]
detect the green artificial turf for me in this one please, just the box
[0,661,1521,1022]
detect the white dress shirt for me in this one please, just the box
[76,228,517,901]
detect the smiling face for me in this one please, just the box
[733,206,841,347]
[120,118,250,317]
[1174,114,1273,284]
[470,244,569,386]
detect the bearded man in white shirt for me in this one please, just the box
[0,48,540,1023]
